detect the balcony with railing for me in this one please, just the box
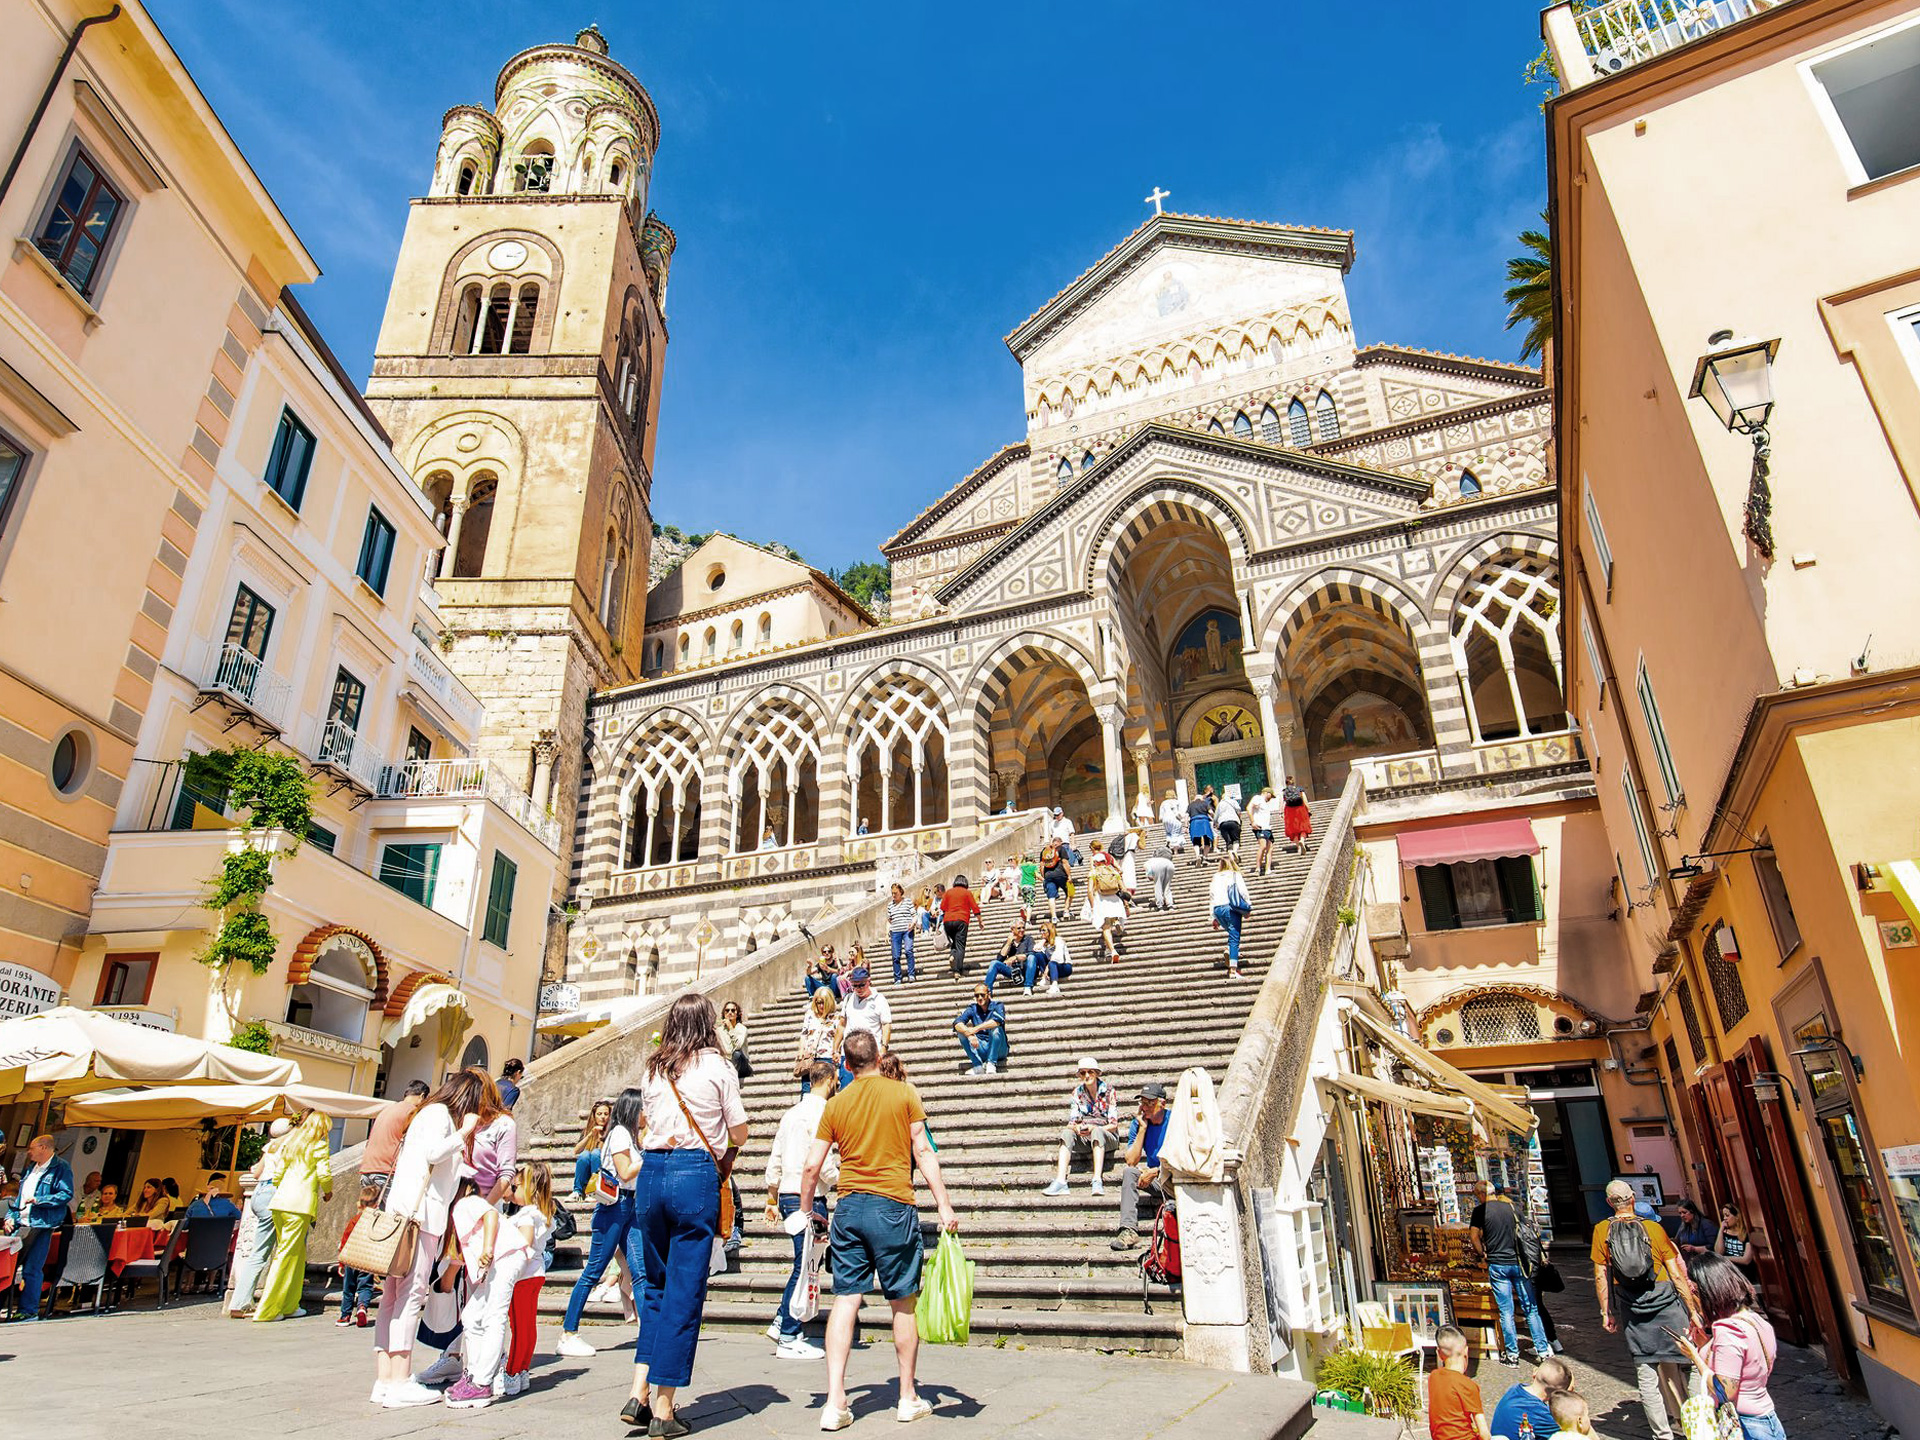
[406,632,484,736]
[1545,0,1785,87]
[311,717,386,794]
[194,640,292,731]
[378,756,560,850]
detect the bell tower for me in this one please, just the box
[366,25,672,893]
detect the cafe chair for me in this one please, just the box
[116,1221,191,1310]
[52,1222,115,1316]
[172,1215,238,1299]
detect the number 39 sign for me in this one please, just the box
[1879,920,1917,950]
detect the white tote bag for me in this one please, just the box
[1160,1065,1227,1181]
[785,1208,824,1323]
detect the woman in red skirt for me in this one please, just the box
[1281,777,1313,853]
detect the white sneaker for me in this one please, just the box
[966,1065,984,1076]
[765,1320,786,1343]
[368,1381,389,1405]
[383,1380,442,1410]
[898,1396,933,1423]
[556,1332,597,1358]
[821,1405,855,1431]
[589,1281,622,1304]
[417,1352,464,1386]
[777,1336,826,1359]
[1042,1179,1069,1197]
[1091,1178,1106,1197]
[1022,986,1032,995]
[491,1374,506,1398]
[1046,982,1061,996]
[982,1062,997,1074]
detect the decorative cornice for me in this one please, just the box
[1311,388,1550,458]
[1354,344,1544,387]
[881,442,1030,554]
[1005,214,1357,362]
[884,520,1020,563]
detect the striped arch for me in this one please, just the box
[1259,565,1432,660]
[287,924,389,1008]
[963,629,1102,720]
[1085,479,1255,595]
[608,702,713,775]
[831,655,962,732]
[716,682,831,760]
[383,968,455,1021]
[844,666,954,832]
[1430,530,1560,617]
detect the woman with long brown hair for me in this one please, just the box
[468,1070,518,1204]
[621,993,749,1435]
[371,1068,485,1409]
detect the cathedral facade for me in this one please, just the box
[563,210,1568,999]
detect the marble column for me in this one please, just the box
[1252,678,1284,794]
[531,731,558,812]
[1099,704,1128,833]
[441,495,470,579]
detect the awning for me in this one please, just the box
[379,982,468,1049]
[1885,860,1920,933]
[1322,1070,1476,1123]
[536,996,651,1037]
[61,1081,391,1128]
[1346,1005,1537,1135]
[1396,818,1541,868]
[0,1006,300,1098]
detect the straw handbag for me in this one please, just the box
[338,1205,417,1277]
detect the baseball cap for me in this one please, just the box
[1052,806,1064,815]
[1140,1082,1169,1100]
[849,965,871,984]
[1076,1056,1101,1072]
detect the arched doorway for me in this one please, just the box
[975,644,1097,823]
[1280,587,1433,793]
[459,1035,490,1073]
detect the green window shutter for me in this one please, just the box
[1496,856,1543,923]
[379,843,440,907]
[1415,865,1460,931]
[483,852,516,947]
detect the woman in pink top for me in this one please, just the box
[468,1072,519,1202]
[1675,1254,1781,1440]
[620,993,749,1435]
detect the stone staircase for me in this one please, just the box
[528,805,1335,1354]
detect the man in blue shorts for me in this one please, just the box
[801,1030,960,1429]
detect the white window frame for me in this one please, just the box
[1621,762,1659,889]
[1799,13,1920,190]
[1583,482,1614,595]
[1889,301,1920,383]
[1636,656,1684,807]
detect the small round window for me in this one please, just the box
[707,566,726,591]
[48,727,92,799]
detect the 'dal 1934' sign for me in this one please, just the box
[0,962,60,1020]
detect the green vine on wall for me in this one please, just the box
[193,748,315,978]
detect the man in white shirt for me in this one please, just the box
[840,967,892,1051]
[764,1061,840,1358]
[1158,791,1185,849]
[1049,808,1080,866]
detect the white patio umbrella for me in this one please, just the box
[60,1082,387,1128]
[0,1006,301,1100]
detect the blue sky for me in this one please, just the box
[150,1,1550,571]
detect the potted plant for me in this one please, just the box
[1314,1346,1420,1421]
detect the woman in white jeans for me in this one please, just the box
[372,1070,484,1409]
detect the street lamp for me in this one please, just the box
[1687,330,1781,558]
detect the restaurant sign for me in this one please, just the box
[94,1007,177,1032]
[0,961,60,1020]
[538,983,580,1014]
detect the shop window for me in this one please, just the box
[1413,857,1542,930]
[1752,847,1802,958]
[378,841,441,907]
[94,952,156,1006]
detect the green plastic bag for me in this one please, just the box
[914,1232,975,1344]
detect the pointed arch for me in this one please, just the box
[1459,468,1482,496]
[1287,397,1312,446]
[1259,404,1281,443]
[1232,411,1253,439]
[1314,389,1341,441]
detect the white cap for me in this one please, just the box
[1076,1056,1101,1072]
[268,1118,291,1137]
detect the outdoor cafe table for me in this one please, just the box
[108,1224,159,1275]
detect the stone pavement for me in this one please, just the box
[1465,1254,1897,1440]
[1,1294,1346,1440]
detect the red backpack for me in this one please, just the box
[1140,1198,1182,1311]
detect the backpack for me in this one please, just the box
[1606,1217,1656,1286]
[1140,1197,1182,1311]
[1517,1215,1545,1274]
[1282,784,1305,806]
[1091,864,1123,895]
[1040,842,1062,868]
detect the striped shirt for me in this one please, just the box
[887,898,916,933]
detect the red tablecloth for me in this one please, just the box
[108,1226,160,1275]
[0,1246,16,1292]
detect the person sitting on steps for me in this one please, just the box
[952,984,1008,1076]
[1043,1058,1120,1198]
[1110,1082,1171,1250]
[1029,919,1073,996]
[982,919,1039,997]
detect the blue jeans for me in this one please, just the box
[1739,1414,1786,1440]
[983,954,1035,994]
[338,1264,376,1317]
[563,1188,635,1332]
[16,1225,54,1317]
[957,1025,1008,1069]
[573,1149,602,1196]
[634,1148,720,1389]
[1213,904,1245,965]
[776,1193,828,1338]
[1488,1261,1550,1358]
[889,930,916,981]
[804,974,836,1000]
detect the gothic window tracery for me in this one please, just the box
[1287,397,1312,446]
[1260,404,1281,443]
[729,700,821,851]
[624,718,703,867]
[1232,411,1253,439]
[1451,554,1566,742]
[849,677,950,833]
[1314,389,1341,441]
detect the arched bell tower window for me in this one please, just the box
[450,278,544,356]
[517,143,555,194]
[609,160,626,188]
[457,161,478,196]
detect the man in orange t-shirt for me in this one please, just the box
[1427,1325,1492,1440]
[801,1030,959,1430]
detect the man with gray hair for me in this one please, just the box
[1592,1178,1700,1440]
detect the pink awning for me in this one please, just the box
[1396,818,1541,868]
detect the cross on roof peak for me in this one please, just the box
[1144,186,1171,216]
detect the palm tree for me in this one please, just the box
[1503,211,1553,365]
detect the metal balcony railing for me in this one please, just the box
[199,641,291,729]
[1574,0,1782,76]
[407,637,485,733]
[379,757,560,849]
[313,717,385,791]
